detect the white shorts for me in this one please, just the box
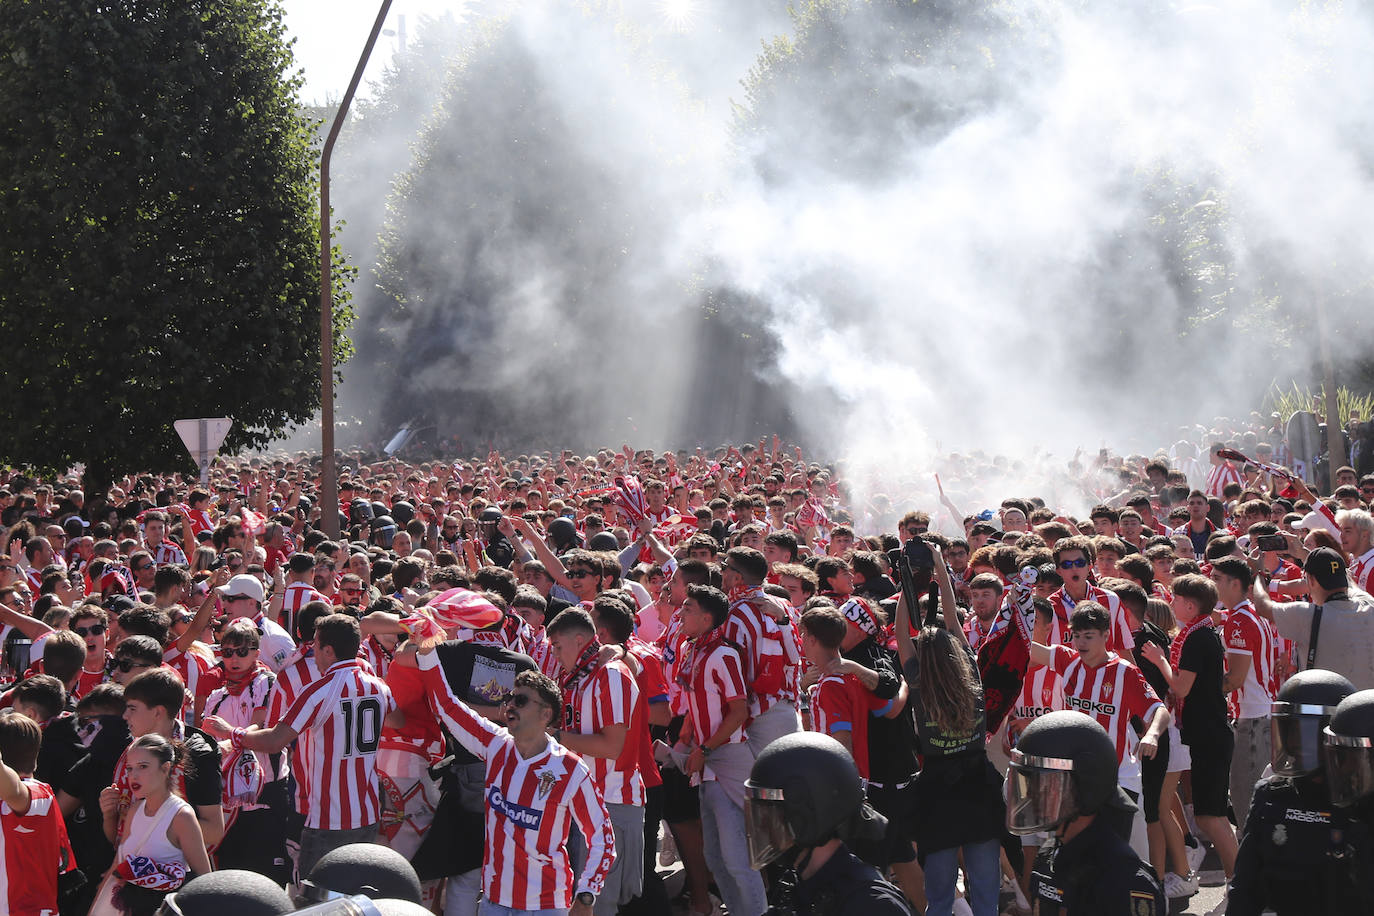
[1166,724,1190,774]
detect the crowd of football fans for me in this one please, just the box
[3,416,1374,916]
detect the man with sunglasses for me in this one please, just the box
[416,635,612,916]
[1046,536,1135,652]
[71,608,115,697]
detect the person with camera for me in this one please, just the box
[1228,669,1367,915]
[894,544,1004,916]
[1007,711,1165,915]
[743,731,911,916]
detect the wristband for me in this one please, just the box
[231,727,247,751]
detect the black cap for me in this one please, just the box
[1304,547,1348,591]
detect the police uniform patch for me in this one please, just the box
[1273,823,1287,845]
[1130,890,1156,916]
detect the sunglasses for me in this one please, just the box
[499,693,542,709]
[1057,557,1089,569]
[341,586,364,594]
[221,646,256,658]
[566,569,596,579]
[134,564,154,572]
[115,658,152,673]
[74,624,107,637]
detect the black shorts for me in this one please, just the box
[660,763,700,824]
[862,780,918,866]
[1140,729,1170,823]
[1187,729,1234,819]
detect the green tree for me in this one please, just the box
[0,0,352,487]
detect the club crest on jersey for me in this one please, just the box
[535,763,559,800]
[487,784,543,830]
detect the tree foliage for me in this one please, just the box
[0,0,352,485]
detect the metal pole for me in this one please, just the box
[198,419,209,486]
[319,0,394,539]
[1316,298,1348,479]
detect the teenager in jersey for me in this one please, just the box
[92,733,212,916]
[414,640,613,916]
[201,613,396,875]
[1046,536,1135,651]
[195,620,284,881]
[0,711,77,916]
[1029,602,1171,864]
[894,546,1004,916]
[1212,556,1277,836]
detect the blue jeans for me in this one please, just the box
[700,780,768,916]
[923,838,1001,916]
[477,901,566,916]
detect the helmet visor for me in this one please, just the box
[743,791,796,869]
[1325,728,1374,807]
[1006,752,1080,835]
[1271,707,1330,777]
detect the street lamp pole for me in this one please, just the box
[319,0,394,539]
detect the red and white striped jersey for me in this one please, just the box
[659,610,690,717]
[1206,462,1243,499]
[280,658,395,830]
[685,641,749,749]
[0,780,74,916]
[724,588,799,716]
[1046,585,1135,653]
[265,648,319,811]
[566,658,644,806]
[279,581,327,635]
[185,509,215,542]
[626,636,669,790]
[963,613,1005,652]
[162,644,213,717]
[148,540,186,566]
[808,672,886,779]
[527,628,561,679]
[1223,600,1277,719]
[1351,547,1374,594]
[359,636,395,680]
[1049,645,1163,794]
[1011,664,1064,722]
[416,651,614,910]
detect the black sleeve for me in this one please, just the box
[183,732,222,808]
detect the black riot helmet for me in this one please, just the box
[391,501,415,526]
[744,731,879,868]
[587,531,620,553]
[1325,689,1374,807]
[155,870,294,916]
[301,843,422,905]
[1007,711,1119,835]
[372,516,398,550]
[1271,668,1355,778]
[349,498,374,526]
[547,516,581,552]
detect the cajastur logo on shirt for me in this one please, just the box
[487,784,543,829]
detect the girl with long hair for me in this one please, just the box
[895,545,1005,916]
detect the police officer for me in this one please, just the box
[1319,688,1374,910]
[743,731,912,916]
[1007,711,1164,915]
[299,843,424,906]
[1230,669,1368,915]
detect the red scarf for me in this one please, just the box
[220,662,269,697]
[558,639,603,731]
[1168,613,1214,711]
[681,624,728,692]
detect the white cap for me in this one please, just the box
[1295,511,1326,531]
[217,574,265,603]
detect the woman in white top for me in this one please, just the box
[92,733,212,916]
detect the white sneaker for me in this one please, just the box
[1164,871,1199,899]
[1204,882,1230,916]
[1186,840,1207,874]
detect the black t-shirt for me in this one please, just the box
[434,641,536,765]
[903,641,986,759]
[63,715,131,881]
[843,639,918,784]
[1131,621,1171,708]
[1178,625,1228,747]
[37,712,85,794]
[181,725,222,808]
